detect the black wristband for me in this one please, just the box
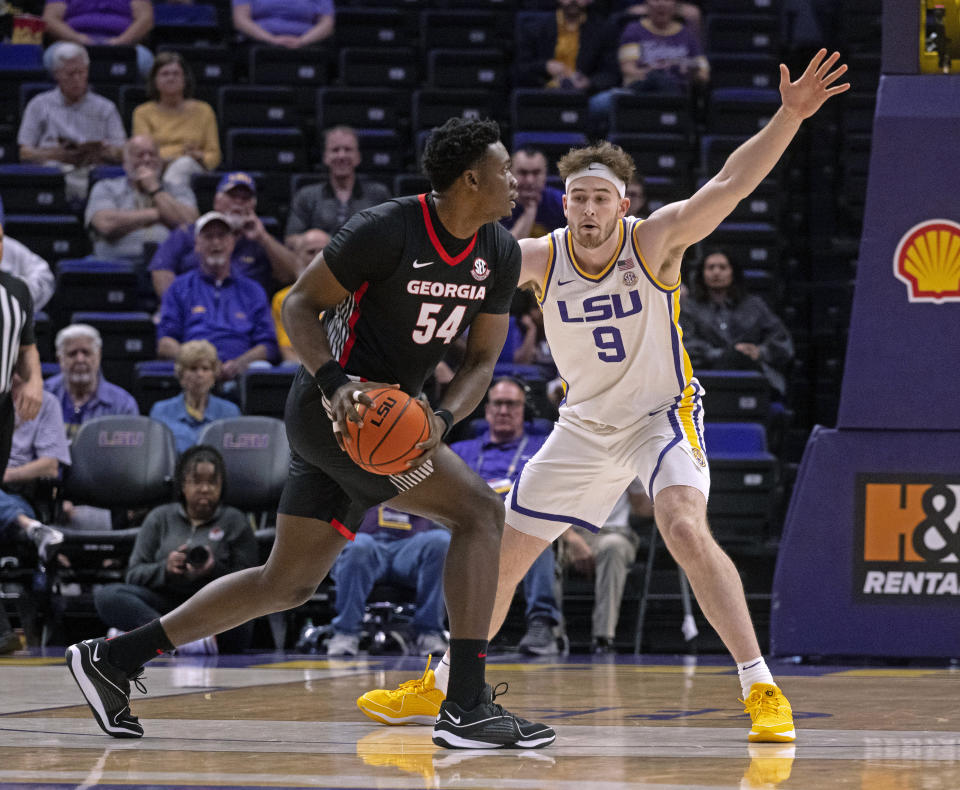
[434,408,455,440]
[148,187,163,198]
[313,360,350,400]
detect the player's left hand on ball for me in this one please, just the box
[329,381,399,450]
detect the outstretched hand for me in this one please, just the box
[779,49,850,120]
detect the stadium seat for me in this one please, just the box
[198,416,290,515]
[2,215,88,261]
[64,415,177,508]
[353,128,404,174]
[640,176,684,213]
[158,45,235,85]
[334,7,414,47]
[511,131,587,170]
[707,88,780,136]
[421,9,500,51]
[694,371,770,421]
[338,47,418,88]
[427,49,506,91]
[132,360,179,415]
[411,88,497,132]
[49,260,139,327]
[695,176,780,223]
[218,86,300,129]
[511,88,589,133]
[17,81,53,116]
[705,13,779,54]
[239,368,296,419]
[609,132,693,180]
[707,53,778,90]
[0,165,68,214]
[85,45,138,84]
[702,420,778,532]
[609,92,693,137]
[316,87,404,133]
[70,311,156,392]
[152,3,220,47]
[702,221,781,271]
[225,129,307,172]
[249,45,332,88]
[0,44,45,85]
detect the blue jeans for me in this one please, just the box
[331,530,451,636]
[0,489,35,533]
[522,546,561,625]
[94,583,253,652]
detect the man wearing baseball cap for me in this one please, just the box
[148,171,298,299]
[156,210,278,381]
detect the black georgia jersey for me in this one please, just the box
[321,193,521,396]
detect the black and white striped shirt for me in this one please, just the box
[0,272,35,395]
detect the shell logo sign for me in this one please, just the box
[893,219,960,303]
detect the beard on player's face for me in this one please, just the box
[571,213,619,249]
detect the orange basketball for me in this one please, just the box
[343,388,430,475]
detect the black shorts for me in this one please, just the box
[277,367,434,537]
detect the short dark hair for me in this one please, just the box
[146,51,194,102]
[692,248,745,304]
[175,444,226,504]
[421,117,501,193]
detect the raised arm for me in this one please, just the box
[636,49,849,284]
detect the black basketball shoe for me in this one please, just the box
[432,682,556,749]
[65,637,146,738]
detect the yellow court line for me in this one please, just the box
[0,657,63,666]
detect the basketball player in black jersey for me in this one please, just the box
[65,118,557,750]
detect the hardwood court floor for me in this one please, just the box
[1,651,959,789]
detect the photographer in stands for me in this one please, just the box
[93,445,258,653]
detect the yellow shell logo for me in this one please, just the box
[893,219,960,304]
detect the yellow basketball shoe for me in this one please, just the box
[742,683,796,743]
[357,658,446,725]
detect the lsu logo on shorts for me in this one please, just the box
[691,447,707,468]
[855,474,960,601]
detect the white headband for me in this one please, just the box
[564,163,626,198]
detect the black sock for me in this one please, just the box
[445,638,488,709]
[106,619,175,674]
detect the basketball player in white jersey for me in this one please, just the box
[358,48,849,745]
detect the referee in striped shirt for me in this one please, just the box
[0,223,43,469]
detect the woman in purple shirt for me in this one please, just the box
[232,0,335,49]
[42,0,155,76]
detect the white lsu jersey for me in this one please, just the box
[538,216,698,429]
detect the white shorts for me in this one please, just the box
[505,386,710,543]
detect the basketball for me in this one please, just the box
[343,388,430,475]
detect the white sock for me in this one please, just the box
[433,651,451,694]
[737,656,776,698]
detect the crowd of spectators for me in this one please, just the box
[0,0,803,654]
